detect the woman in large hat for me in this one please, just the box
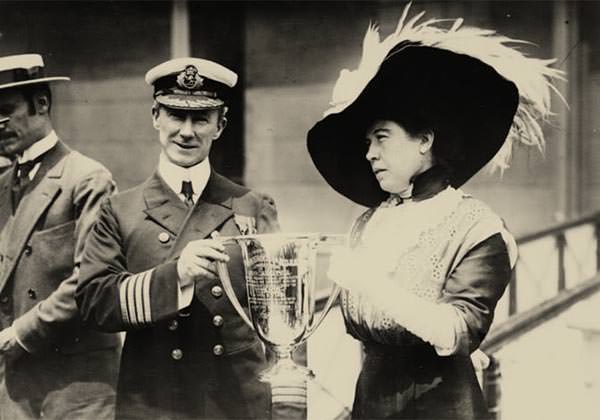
[307,4,563,419]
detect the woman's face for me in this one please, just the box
[365,119,432,194]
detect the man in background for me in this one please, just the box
[0,54,119,419]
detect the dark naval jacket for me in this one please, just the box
[76,170,279,419]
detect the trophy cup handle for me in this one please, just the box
[306,283,341,338]
[216,260,254,330]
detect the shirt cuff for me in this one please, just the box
[433,306,466,356]
[177,279,195,310]
[10,323,32,353]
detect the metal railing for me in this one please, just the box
[506,210,600,316]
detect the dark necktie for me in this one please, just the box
[180,180,195,208]
[11,156,44,210]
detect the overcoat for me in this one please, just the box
[77,170,279,419]
[0,141,120,418]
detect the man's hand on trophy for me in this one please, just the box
[177,240,230,285]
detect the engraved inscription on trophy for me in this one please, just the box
[244,242,307,346]
[216,233,343,383]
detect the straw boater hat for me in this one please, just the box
[307,4,564,207]
[0,54,70,91]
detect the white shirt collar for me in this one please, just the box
[17,130,58,164]
[158,153,211,202]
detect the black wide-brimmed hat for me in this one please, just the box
[307,5,563,207]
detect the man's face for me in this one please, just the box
[0,89,43,158]
[153,106,225,168]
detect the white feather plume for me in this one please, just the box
[325,2,566,173]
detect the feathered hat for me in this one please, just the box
[307,3,565,207]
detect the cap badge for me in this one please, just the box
[176,65,204,90]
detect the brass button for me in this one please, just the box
[24,245,32,256]
[212,315,224,327]
[27,289,36,299]
[178,308,191,318]
[158,232,170,243]
[0,295,8,304]
[168,319,178,331]
[211,285,223,298]
[171,348,183,360]
[213,344,224,356]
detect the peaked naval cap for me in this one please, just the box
[145,57,238,110]
[306,4,564,207]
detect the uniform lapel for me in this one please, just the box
[142,172,190,237]
[167,171,234,259]
[0,142,69,293]
[0,169,14,230]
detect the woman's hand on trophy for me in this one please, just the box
[177,240,230,285]
[327,245,395,296]
[327,246,367,291]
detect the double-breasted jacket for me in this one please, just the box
[77,170,279,419]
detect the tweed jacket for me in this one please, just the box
[0,141,120,407]
[76,170,279,419]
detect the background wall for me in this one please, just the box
[0,0,597,237]
[243,1,572,237]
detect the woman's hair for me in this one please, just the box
[369,96,465,176]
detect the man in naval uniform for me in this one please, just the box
[0,54,119,419]
[76,57,279,419]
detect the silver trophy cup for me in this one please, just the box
[216,233,342,384]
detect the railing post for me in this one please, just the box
[556,233,567,291]
[508,269,517,316]
[595,222,600,272]
[483,355,502,420]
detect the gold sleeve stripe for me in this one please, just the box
[119,276,131,325]
[134,273,144,325]
[119,270,154,327]
[142,270,152,324]
[126,275,139,327]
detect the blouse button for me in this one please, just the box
[171,348,183,360]
[168,319,178,331]
[158,232,170,243]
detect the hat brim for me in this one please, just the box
[156,94,224,110]
[307,46,519,208]
[0,77,70,91]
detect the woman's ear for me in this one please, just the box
[419,130,434,154]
